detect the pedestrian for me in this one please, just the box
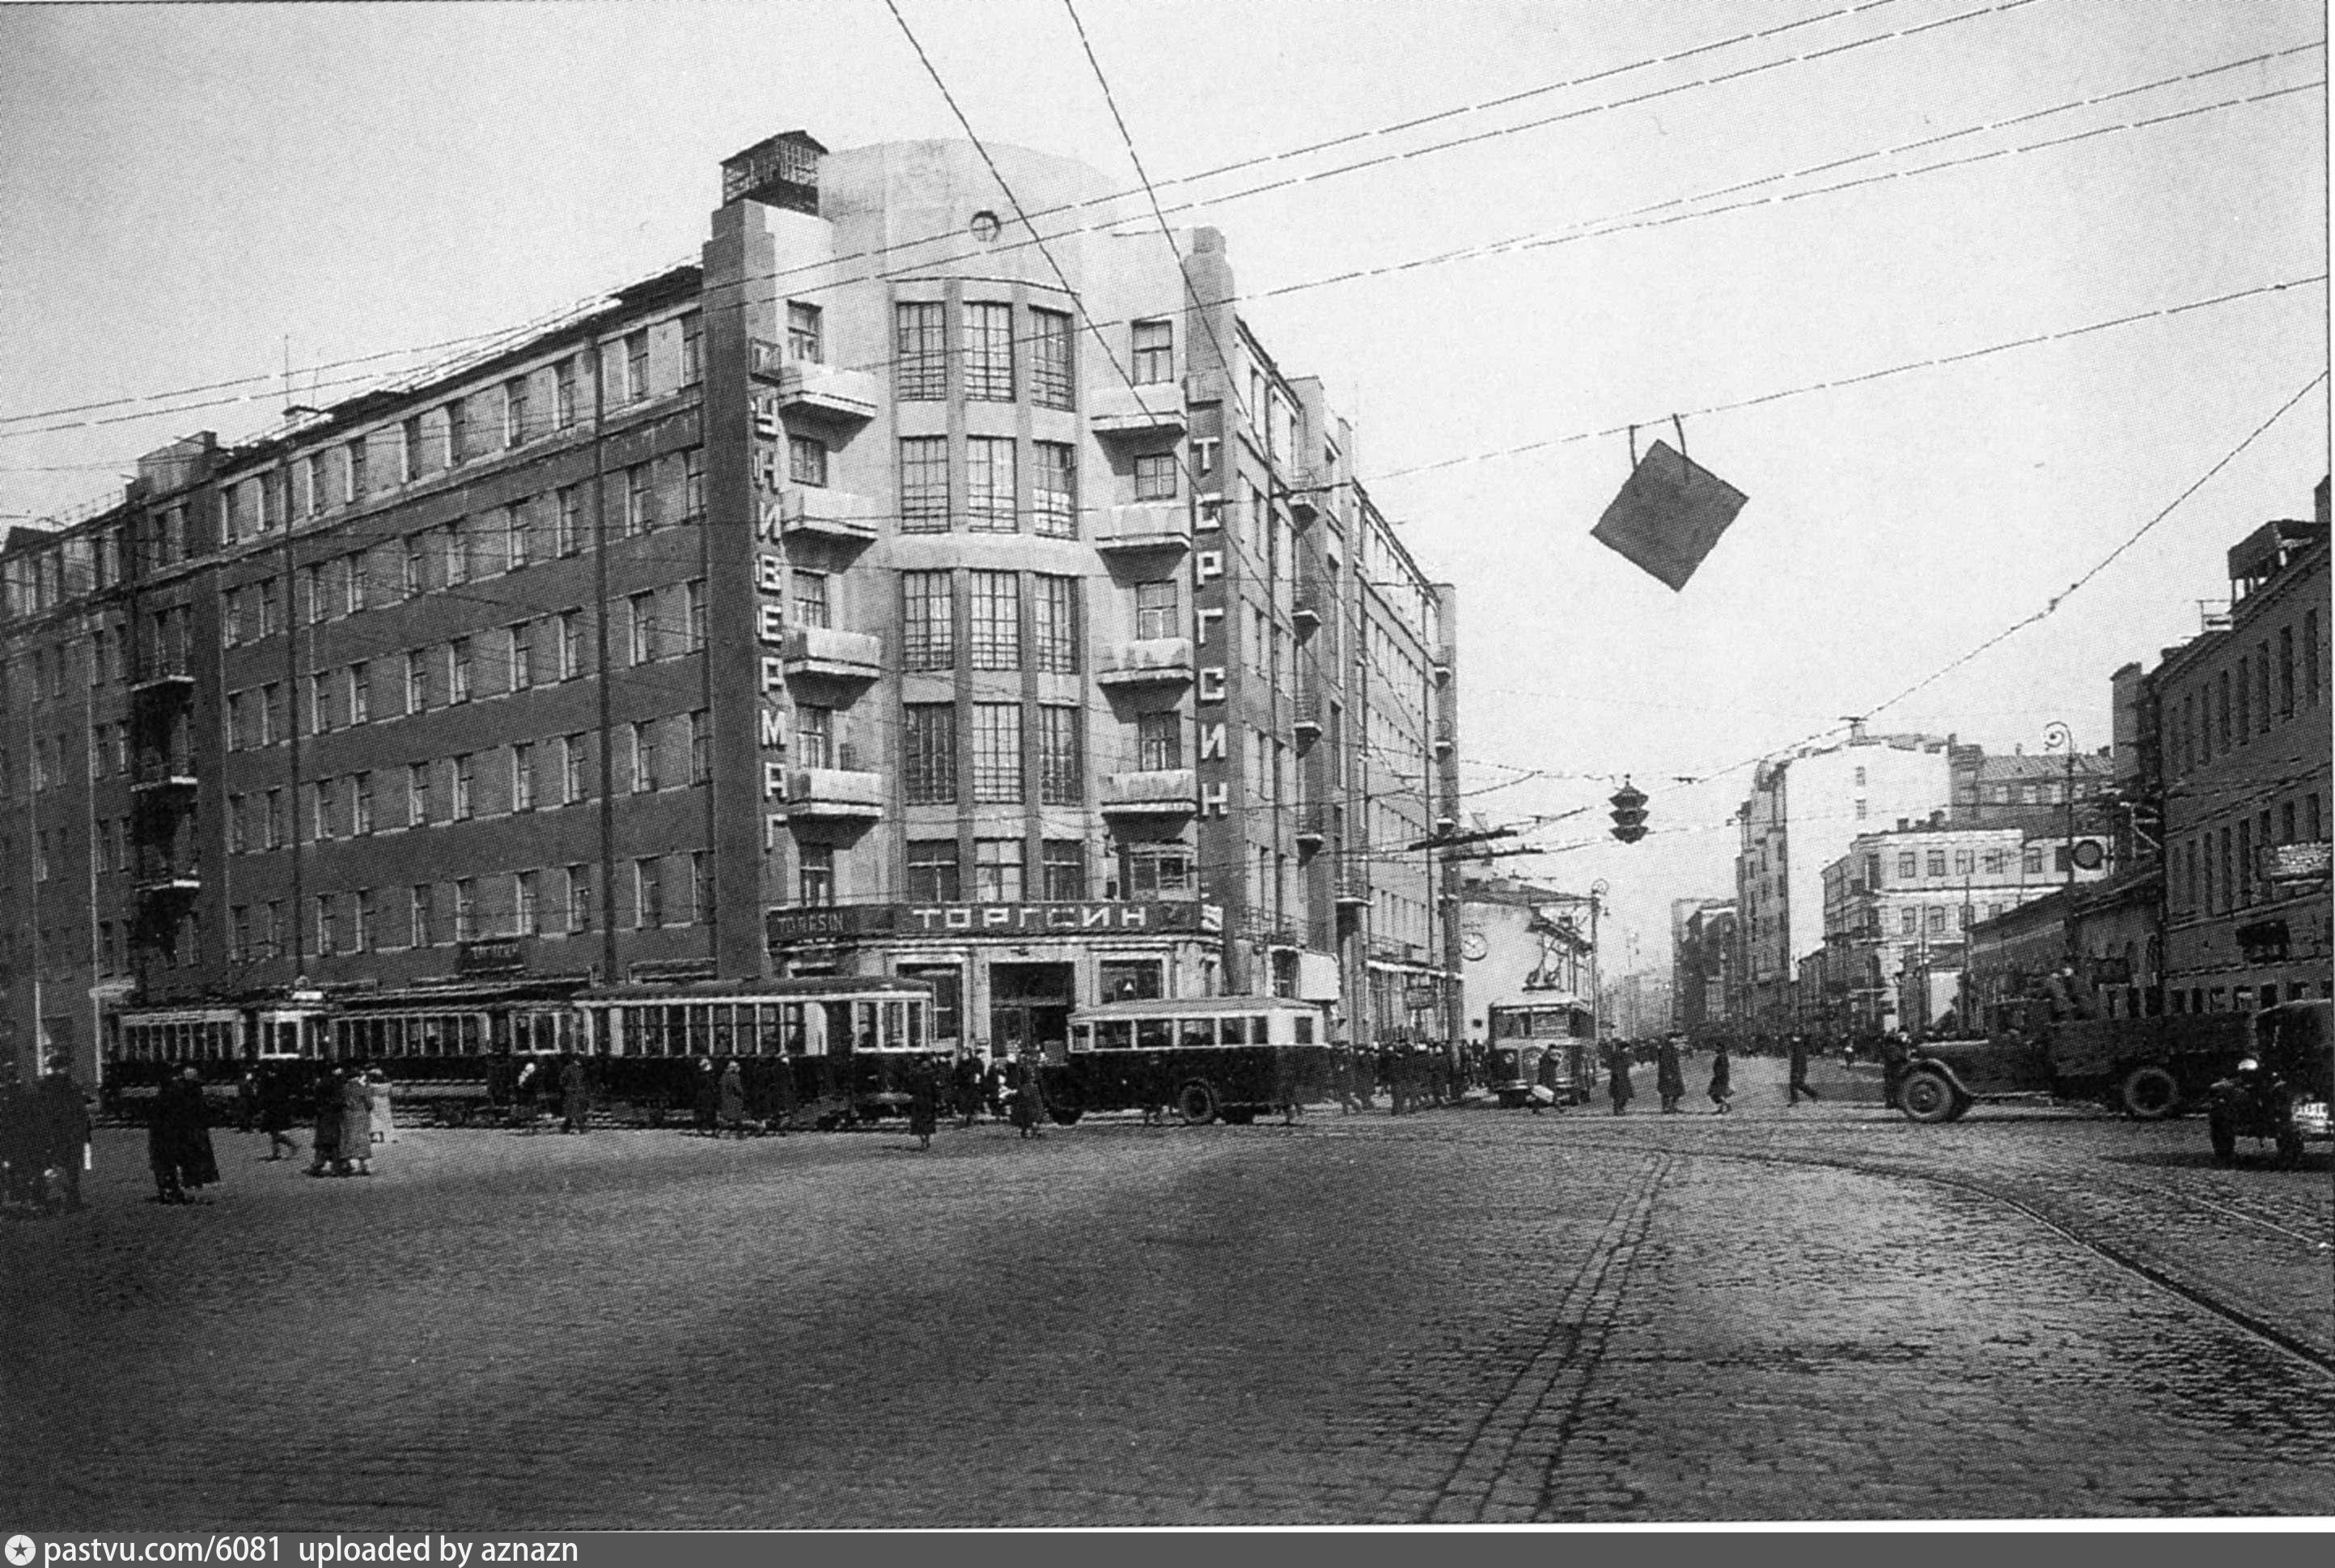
[1007,1057,1044,1141]
[718,1058,747,1138]
[0,1079,33,1210]
[339,1066,375,1176]
[951,1051,984,1130]
[257,1064,299,1161]
[1787,1034,1822,1105]
[1606,1041,1634,1116]
[560,1053,591,1134]
[149,1066,220,1203]
[1707,1040,1734,1115]
[307,1067,344,1176]
[908,1060,939,1151]
[982,1058,1008,1122]
[1880,1033,1911,1112]
[769,1051,798,1137]
[33,1057,92,1212]
[693,1058,719,1137]
[368,1067,396,1155]
[1656,1035,1687,1114]
[1333,1046,1363,1116]
[235,1067,260,1134]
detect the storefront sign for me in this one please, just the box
[629,957,718,984]
[766,901,1223,947]
[2263,840,2332,884]
[456,939,525,976]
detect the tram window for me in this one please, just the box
[855,1002,879,1053]
[884,1001,905,1051]
[1072,1023,1093,1052]
[907,1002,926,1053]
[789,1002,815,1056]
[1178,1019,1215,1051]
[687,1005,711,1057]
[1295,1015,1315,1045]
[1219,1016,1248,1047]
[709,1006,732,1057]
[1099,1020,1133,1051]
[1138,1019,1172,1052]
[459,1015,481,1053]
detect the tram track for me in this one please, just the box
[1281,1115,2335,1382]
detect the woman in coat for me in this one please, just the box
[149,1067,220,1202]
[717,1059,747,1138]
[1707,1041,1734,1115]
[339,1068,375,1176]
[1606,1042,1634,1117]
[693,1059,720,1136]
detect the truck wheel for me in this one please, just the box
[1177,1081,1219,1126]
[2274,1124,2305,1168]
[2208,1111,2237,1165]
[1900,1070,1956,1125]
[2120,1066,2180,1121]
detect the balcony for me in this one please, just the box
[1334,855,1371,907]
[130,754,199,793]
[1096,636,1193,689]
[775,360,880,424]
[1433,718,1456,756]
[782,487,879,545]
[1091,502,1190,556]
[129,662,194,700]
[1295,803,1332,849]
[1100,769,1195,818]
[133,850,201,896]
[1291,578,1325,634]
[1287,467,1330,523]
[781,625,884,682]
[1432,646,1454,684]
[785,768,885,820]
[1087,382,1185,439]
[1290,688,1323,743]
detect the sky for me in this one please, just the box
[1,0,2325,977]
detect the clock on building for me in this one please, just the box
[1460,932,1489,961]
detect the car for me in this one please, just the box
[2206,1000,2333,1168]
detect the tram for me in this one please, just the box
[1485,999,1596,1108]
[1050,995,1334,1125]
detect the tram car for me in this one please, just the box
[1485,1002,1596,1108]
[104,999,334,1112]
[1050,996,1334,1125]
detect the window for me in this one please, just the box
[630,721,659,793]
[560,610,586,680]
[556,485,583,557]
[1032,441,1076,537]
[680,312,702,385]
[1896,851,1916,879]
[1135,579,1179,642]
[793,570,830,629]
[1901,909,1917,935]
[634,858,663,928]
[346,439,368,501]
[2217,670,2232,750]
[968,571,1020,670]
[455,879,478,943]
[1042,840,1084,901]
[690,709,711,785]
[974,839,1025,903]
[789,434,828,488]
[451,754,475,820]
[515,871,540,938]
[442,522,468,587]
[900,436,949,532]
[228,794,248,854]
[507,622,534,691]
[257,575,282,636]
[353,772,374,836]
[623,329,650,403]
[1131,320,1172,384]
[299,562,326,625]
[408,762,431,827]
[795,705,833,770]
[309,672,333,735]
[554,357,579,428]
[689,850,713,926]
[966,436,1016,531]
[446,398,472,466]
[1926,906,1946,934]
[1030,307,1073,409]
[316,895,339,959]
[628,591,657,665]
[511,744,536,812]
[1925,851,1947,878]
[964,302,1015,401]
[787,301,824,362]
[684,449,705,522]
[501,502,529,574]
[797,845,835,907]
[402,415,426,481]
[312,778,339,841]
[1134,452,1178,502]
[503,375,531,447]
[562,734,588,804]
[262,683,286,746]
[1854,766,1867,787]
[1032,574,1078,673]
[2023,846,2045,876]
[973,703,1022,803]
[411,884,436,948]
[863,836,951,918]
[904,704,956,805]
[1952,850,1974,876]
[2308,609,2322,706]
[1125,848,1191,900]
[1138,711,1180,771]
[901,571,953,671]
[566,864,592,934]
[625,463,655,536]
[448,638,473,704]
[685,581,707,652]
[1036,705,1082,806]
[896,302,947,400]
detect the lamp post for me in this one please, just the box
[2044,721,2076,892]
[1589,879,1609,1043]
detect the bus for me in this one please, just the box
[1485,1000,1596,1108]
[1052,996,1333,1125]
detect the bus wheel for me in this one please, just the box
[1177,1081,1220,1126]
[2119,1066,2180,1121]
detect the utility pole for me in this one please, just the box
[1588,879,1608,1043]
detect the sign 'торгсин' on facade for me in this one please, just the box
[765,901,1225,947]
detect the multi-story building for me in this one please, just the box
[1820,817,2109,1035]
[1731,724,1955,1027]
[2148,483,2329,1015]
[0,130,1462,1081]
[1669,896,1733,1036]
[1457,875,1598,1049]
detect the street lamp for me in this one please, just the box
[2043,721,2076,892]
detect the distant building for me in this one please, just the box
[1671,897,1734,1035]
[1459,875,1597,1048]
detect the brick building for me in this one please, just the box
[0,130,1462,1081]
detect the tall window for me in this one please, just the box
[515,871,540,938]
[634,858,663,928]
[503,502,529,572]
[451,754,475,820]
[787,301,824,362]
[1032,441,1076,537]
[1138,711,1181,771]
[963,302,1015,401]
[511,743,536,812]
[901,571,954,671]
[629,592,657,665]
[690,850,712,925]
[969,571,1019,670]
[407,763,430,827]
[503,375,531,447]
[315,895,339,958]
[1131,320,1173,384]
[556,485,583,557]
[446,397,472,466]
[308,672,333,735]
[1134,452,1178,501]
[623,329,649,403]
[560,610,586,680]
[966,437,1016,532]
[792,570,830,629]
[1030,307,1074,409]
[899,436,949,532]
[353,772,374,836]
[906,841,960,901]
[788,434,828,487]
[311,778,337,841]
[1032,574,1078,672]
[684,449,705,522]
[895,302,947,400]
[403,535,426,599]
[566,863,592,934]
[402,415,426,481]
[972,703,1022,803]
[630,721,659,793]
[974,839,1025,903]
[1038,705,1080,805]
[795,706,833,770]
[797,845,836,907]
[555,357,579,428]
[1041,840,1084,902]
[625,463,655,536]
[680,312,702,385]
[449,638,473,703]
[508,621,534,691]
[686,581,707,651]
[410,884,437,948]
[1135,579,1178,641]
[904,704,956,805]
[562,734,588,804]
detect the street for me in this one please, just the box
[3,1056,2330,1528]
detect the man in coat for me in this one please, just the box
[559,1054,591,1134]
[1606,1041,1634,1116]
[1656,1035,1687,1114]
[951,1051,985,1129]
[717,1059,748,1138]
[693,1058,720,1136]
[1707,1040,1734,1114]
[257,1064,299,1161]
[36,1057,92,1211]
[307,1067,344,1176]
[1787,1034,1822,1104]
[150,1067,220,1202]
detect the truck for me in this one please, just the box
[1898,1006,2252,1125]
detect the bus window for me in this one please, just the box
[1218,1015,1248,1046]
[1177,1019,1215,1051]
[1295,1015,1316,1045]
[1099,1020,1133,1051]
[1138,1018,1173,1052]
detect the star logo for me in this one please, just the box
[6,1534,36,1566]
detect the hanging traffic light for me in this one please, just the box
[1609,779,1649,844]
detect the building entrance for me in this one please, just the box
[989,962,1075,1063]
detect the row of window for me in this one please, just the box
[2173,791,2325,918]
[892,301,1125,407]
[1863,845,2049,885]
[228,855,693,960]
[895,435,1129,535]
[901,702,1083,807]
[900,569,1087,672]
[2168,608,2324,775]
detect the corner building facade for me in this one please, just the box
[0,131,1462,1079]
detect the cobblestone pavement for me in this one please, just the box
[2,1057,2329,1528]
